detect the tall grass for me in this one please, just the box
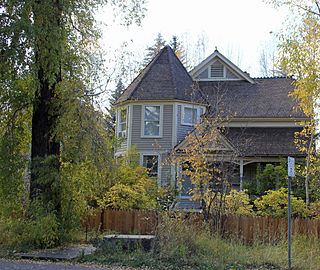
[79,214,320,269]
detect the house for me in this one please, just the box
[115,45,309,210]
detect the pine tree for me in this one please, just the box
[143,33,166,65]
[170,35,186,66]
[106,78,125,133]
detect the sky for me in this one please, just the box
[97,0,288,87]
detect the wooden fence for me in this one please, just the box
[220,215,320,243]
[84,209,157,235]
[84,210,320,242]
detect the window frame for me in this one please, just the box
[181,105,200,126]
[141,153,160,179]
[178,165,196,199]
[117,106,128,138]
[141,104,163,138]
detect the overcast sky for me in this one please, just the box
[98,0,288,83]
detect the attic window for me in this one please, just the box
[210,61,224,78]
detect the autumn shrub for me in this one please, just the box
[254,188,308,218]
[225,189,253,215]
[309,201,320,218]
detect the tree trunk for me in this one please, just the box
[30,67,61,201]
[30,0,62,211]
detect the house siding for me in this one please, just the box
[196,65,239,80]
[176,105,194,143]
[115,106,128,155]
[131,104,173,151]
[131,104,174,186]
[160,152,172,187]
[226,67,239,79]
[198,69,208,79]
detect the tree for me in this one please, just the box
[0,0,146,246]
[170,35,186,65]
[1,0,145,201]
[143,33,166,65]
[266,0,320,207]
[106,78,125,133]
[171,83,242,225]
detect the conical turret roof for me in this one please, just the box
[117,46,201,103]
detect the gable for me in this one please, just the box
[175,126,236,154]
[191,50,255,84]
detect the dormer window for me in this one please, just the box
[210,61,225,78]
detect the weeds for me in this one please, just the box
[77,215,320,269]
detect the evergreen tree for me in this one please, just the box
[170,35,186,66]
[143,33,166,65]
[106,78,125,133]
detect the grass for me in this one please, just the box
[1,216,319,269]
[75,217,320,270]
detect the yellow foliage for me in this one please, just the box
[225,189,253,215]
[254,188,309,218]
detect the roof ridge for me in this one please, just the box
[117,46,167,103]
[166,45,204,102]
[253,76,288,80]
[167,46,177,98]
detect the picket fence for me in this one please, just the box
[83,209,320,242]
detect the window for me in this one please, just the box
[210,61,224,78]
[143,105,160,137]
[180,174,193,197]
[182,106,199,126]
[118,107,127,138]
[143,155,158,177]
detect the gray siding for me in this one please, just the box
[176,198,201,211]
[176,105,194,143]
[115,106,128,154]
[226,67,239,79]
[198,69,208,79]
[196,64,239,80]
[160,152,172,187]
[131,104,173,151]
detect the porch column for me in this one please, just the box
[239,159,243,191]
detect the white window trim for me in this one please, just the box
[181,105,200,126]
[141,153,161,184]
[141,104,163,138]
[117,106,128,138]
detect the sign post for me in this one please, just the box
[287,156,295,270]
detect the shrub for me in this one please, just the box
[225,189,253,215]
[254,188,308,218]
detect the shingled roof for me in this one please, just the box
[199,78,306,118]
[223,127,305,157]
[117,46,200,103]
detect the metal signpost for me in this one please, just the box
[287,156,295,270]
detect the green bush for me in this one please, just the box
[254,188,308,218]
